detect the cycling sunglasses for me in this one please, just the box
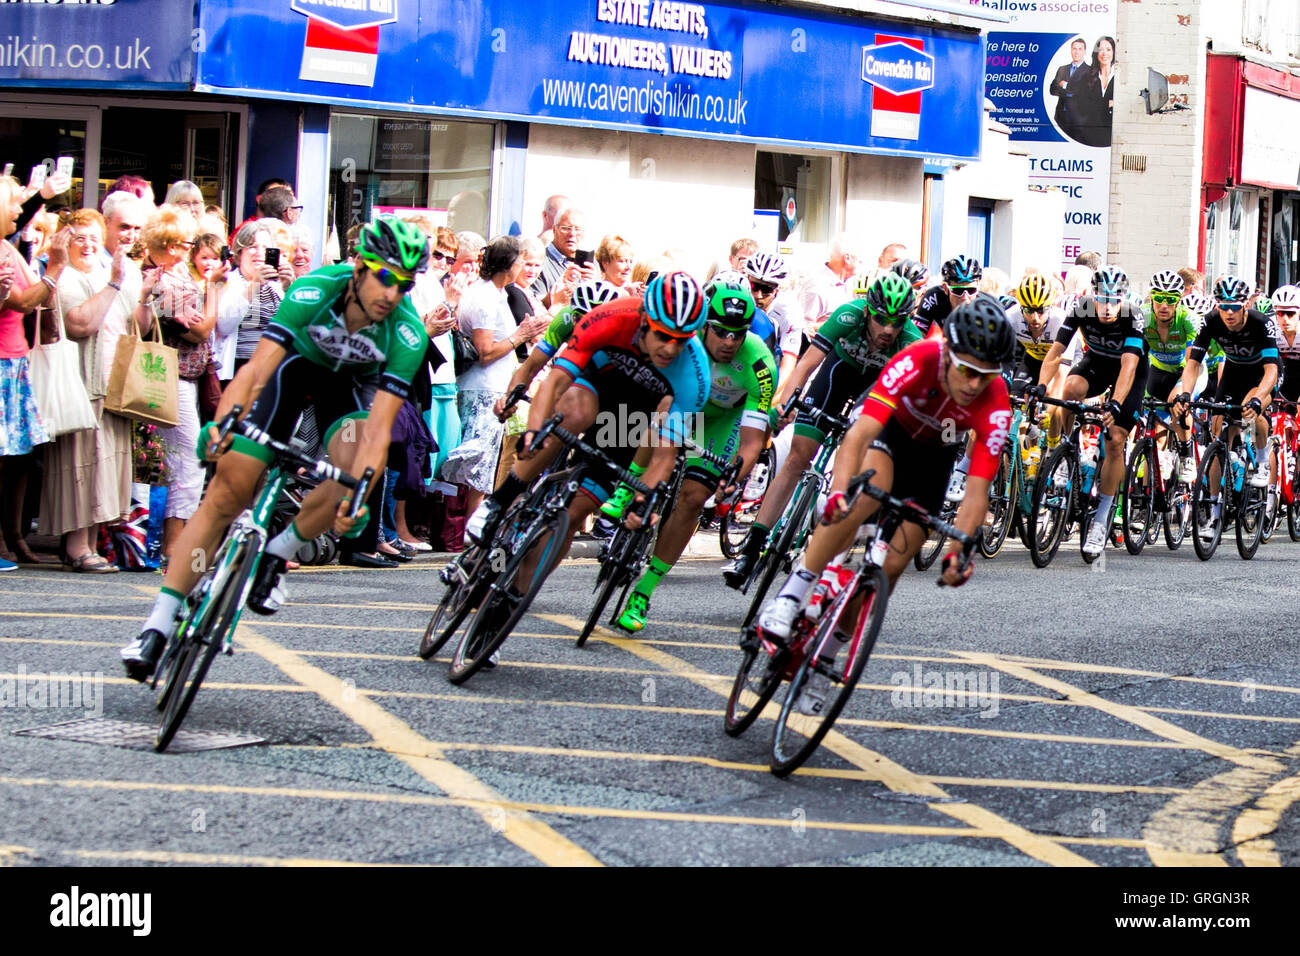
[1095,294,1124,305]
[1276,308,1299,318]
[1217,302,1244,312]
[949,285,979,297]
[749,281,777,296]
[364,259,415,294]
[948,350,1001,381]
[706,322,747,341]
[867,309,908,328]
[1150,292,1181,304]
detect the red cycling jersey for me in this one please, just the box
[859,338,1011,481]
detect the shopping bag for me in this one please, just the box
[105,316,179,427]
[29,303,96,437]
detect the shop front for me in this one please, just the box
[193,0,992,272]
[1203,53,1300,292]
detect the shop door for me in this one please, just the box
[1271,196,1300,289]
[0,103,100,209]
[183,113,231,215]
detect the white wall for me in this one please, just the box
[845,153,925,266]
[1108,0,1205,285]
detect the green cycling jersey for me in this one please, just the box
[702,330,776,430]
[538,305,579,358]
[263,264,428,398]
[812,301,923,374]
[1142,306,1198,373]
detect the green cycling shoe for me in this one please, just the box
[600,482,635,520]
[616,592,649,632]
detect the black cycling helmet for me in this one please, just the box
[945,292,1015,366]
[1213,275,1252,304]
[941,254,983,285]
[1090,266,1130,299]
[892,257,929,286]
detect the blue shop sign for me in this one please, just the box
[0,0,195,88]
[196,0,984,160]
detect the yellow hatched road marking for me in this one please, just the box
[233,625,601,867]
[535,613,1094,868]
[1232,759,1300,867]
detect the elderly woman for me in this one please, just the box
[495,237,551,487]
[138,204,218,563]
[40,209,135,572]
[0,175,63,568]
[164,181,205,222]
[216,218,293,381]
[596,234,636,291]
[289,224,314,279]
[443,235,548,517]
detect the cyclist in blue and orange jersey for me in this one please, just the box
[911,254,982,336]
[463,272,711,633]
[1031,266,1147,557]
[121,215,431,680]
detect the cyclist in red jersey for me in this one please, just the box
[756,295,1015,666]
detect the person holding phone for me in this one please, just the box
[531,206,600,310]
[218,220,286,379]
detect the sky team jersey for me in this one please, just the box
[912,287,951,336]
[1142,306,1201,373]
[553,296,710,442]
[262,264,428,400]
[537,305,579,358]
[812,301,924,375]
[1187,308,1280,368]
[1006,303,1065,361]
[860,338,1011,482]
[1054,296,1145,360]
[702,330,776,431]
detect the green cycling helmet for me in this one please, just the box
[703,272,756,330]
[864,272,916,325]
[356,214,430,275]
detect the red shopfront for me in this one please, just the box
[1203,53,1300,291]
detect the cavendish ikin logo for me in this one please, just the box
[861,36,933,141]
[293,0,398,88]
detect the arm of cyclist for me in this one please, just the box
[623,394,681,530]
[518,363,574,459]
[496,347,549,420]
[328,389,402,536]
[199,337,289,459]
[1105,351,1141,428]
[1035,341,1066,394]
[1243,364,1279,421]
[770,342,827,426]
[941,475,990,586]
[720,424,768,498]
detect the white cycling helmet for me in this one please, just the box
[744,252,788,286]
[1150,270,1185,294]
[1271,284,1300,310]
[1181,292,1215,317]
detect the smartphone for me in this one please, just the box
[55,156,75,179]
[264,247,281,268]
[219,245,232,264]
[29,164,46,191]
[574,249,595,267]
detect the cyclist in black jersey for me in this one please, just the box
[912,254,982,335]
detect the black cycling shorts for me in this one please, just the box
[1277,358,1300,403]
[1215,361,1271,407]
[243,353,368,447]
[1067,351,1146,431]
[1145,365,1181,403]
[868,418,962,517]
[793,355,870,442]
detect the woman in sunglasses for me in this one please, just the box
[121,214,432,681]
[756,296,1014,711]
[1032,266,1147,557]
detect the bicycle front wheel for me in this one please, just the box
[1028,444,1075,568]
[1236,480,1265,560]
[742,477,815,630]
[577,527,649,648]
[723,629,788,737]
[979,447,1015,558]
[1192,444,1226,561]
[769,566,889,777]
[1121,440,1153,556]
[419,548,489,660]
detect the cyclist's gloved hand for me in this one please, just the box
[1027,383,1047,401]
[334,499,371,539]
[623,492,657,531]
[1244,396,1263,418]
[1103,399,1123,423]
[821,490,850,524]
[194,421,224,462]
[939,551,973,588]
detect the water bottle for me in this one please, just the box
[1079,431,1098,487]
[1229,448,1244,494]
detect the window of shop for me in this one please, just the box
[1205,190,1259,285]
[328,114,493,246]
[0,109,91,210]
[754,151,831,245]
[1270,195,1300,289]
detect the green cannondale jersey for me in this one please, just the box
[702,330,777,431]
[1142,305,1199,374]
[262,265,428,400]
[537,305,579,358]
[812,300,923,375]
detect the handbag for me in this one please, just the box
[197,361,222,422]
[451,329,479,378]
[105,313,180,427]
[28,298,97,437]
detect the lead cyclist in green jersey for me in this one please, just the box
[616,277,776,632]
[1145,270,1202,484]
[121,215,431,680]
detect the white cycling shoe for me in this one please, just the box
[1081,518,1109,557]
[757,595,801,641]
[794,672,831,716]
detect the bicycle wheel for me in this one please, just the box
[449,510,570,685]
[418,548,489,660]
[1192,444,1226,561]
[155,535,255,752]
[577,524,651,647]
[719,495,758,559]
[741,477,816,630]
[979,447,1015,558]
[914,501,954,570]
[1028,444,1075,568]
[1236,479,1265,560]
[769,566,889,777]
[723,628,788,737]
[1121,440,1153,556]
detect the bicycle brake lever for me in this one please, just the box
[349,468,375,519]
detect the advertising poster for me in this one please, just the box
[977,1,1119,270]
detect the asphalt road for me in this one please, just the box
[1,530,1298,868]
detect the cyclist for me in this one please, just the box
[892,258,930,305]
[1171,275,1280,539]
[120,215,432,680]
[912,254,982,336]
[1006,274,1065,386]
[744,253,802,384]
[1032,266,1147,557]
[495,279,621,420]
[463,272,711,636]
[723,272,921,587]
[1266,284,1300,521]
[1143,270,1201,483]
[614,281,776,632]
[755,295,1014,714]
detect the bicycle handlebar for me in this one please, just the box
[777,386,853,437]
[529,415,654,500]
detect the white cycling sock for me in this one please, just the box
[144,588,184,638]
[777,561,817,604]
[267,521,311,562]
[1096,494,1115,522]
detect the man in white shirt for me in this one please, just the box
[798,233,860,329]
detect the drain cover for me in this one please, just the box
[13,718,264,753]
